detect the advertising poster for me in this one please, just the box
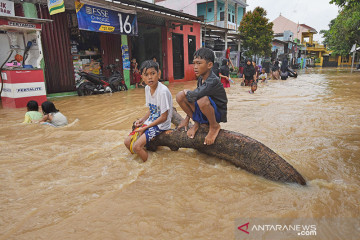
[121,44,130,70]
[75,1,138,36]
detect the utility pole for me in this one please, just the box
[204,0,208,47]
[224,0,228,51]
[214,0,217,26]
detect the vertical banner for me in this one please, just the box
[121,44,130,70]
[75,1,138,36]
[48,0,65,15]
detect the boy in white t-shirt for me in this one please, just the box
[259,68,268,82]
[124,60,173,162]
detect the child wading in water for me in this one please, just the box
[176,47,228,145]
[40,101,68,127]
[249,82,257,94]
[124,60,173,162]
[23,100,43,123]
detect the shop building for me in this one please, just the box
[4,0,202,95]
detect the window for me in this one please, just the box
[180,25,183,30]
[220,11,224,21]
[190,27,193,32]
[208,8,212,12]
[188,35,196,64]
[232,15,235,23]
[228,13,230,21]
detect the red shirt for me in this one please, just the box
[226,48,230,59]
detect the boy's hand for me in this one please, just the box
[135,119,144,127]
[177,116,190,131]
[135,126,146,135]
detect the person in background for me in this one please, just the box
[238,60,244,78]
[219,59,230,88]
[259,68,268,83]
[212,62,220,78]
[242,59,256,86]
[252,60,260,80]
[225,46,235,70]
[272,59,280,80]
[131,58,141,88]
[249,82,257,94]
[23,100,43,123]
[40,101,68,127]
[280,57,289,80]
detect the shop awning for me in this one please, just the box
[0,15,52,31]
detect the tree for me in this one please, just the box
[330,0,359,9]
[238,7,274,58]
[320,4,360,56]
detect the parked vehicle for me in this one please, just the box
[76,64,127,96]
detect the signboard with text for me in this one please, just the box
[75,1,138,36]
[0,0,15,17]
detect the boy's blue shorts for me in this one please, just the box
[145,126,164,147]
[192,97,221,124]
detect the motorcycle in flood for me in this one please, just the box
[76,64,127,96]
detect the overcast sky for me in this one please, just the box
[247,0,340,42]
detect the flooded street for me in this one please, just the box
[0,68,359,239]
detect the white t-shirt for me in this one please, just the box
[144,82,173,130]
[259,73,267,80]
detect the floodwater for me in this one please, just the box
[0,68,359,239]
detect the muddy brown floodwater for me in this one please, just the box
[0,68,359,239]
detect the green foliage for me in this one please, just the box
[321,4,360,56]
[330,0,360,9]
[238,7,274,58]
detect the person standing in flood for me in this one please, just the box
[242,59,256,86]
[272,59,280,80]
[219,59,230,88]
[131,58,141,88]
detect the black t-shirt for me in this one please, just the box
[186,71,228,122]
[243,65,255,80]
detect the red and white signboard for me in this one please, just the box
[0,0,15,17]
[1,70,47,108]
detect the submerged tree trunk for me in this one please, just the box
[147,109,306,185]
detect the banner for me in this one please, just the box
[48,0,65,15]
[0,0,15,17]
[75,1,138,36]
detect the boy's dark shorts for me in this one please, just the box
[193,97,221,124]
[144,126,164,147]
[128,125,163,149]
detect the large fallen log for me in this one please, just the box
[147,109,306,185]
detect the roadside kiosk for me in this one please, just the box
[0,12,52,108]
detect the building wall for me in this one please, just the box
[165,22,201,82]
[197,1,244,26]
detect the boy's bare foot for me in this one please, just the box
[187,122,199,138]
[204,123,221,145]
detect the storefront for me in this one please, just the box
[6,0,203,95]
[0,0,52,108]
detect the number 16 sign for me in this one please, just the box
[75,1,138,36]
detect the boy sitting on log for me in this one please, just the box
[176,47,228,145]
[124,60,173,161]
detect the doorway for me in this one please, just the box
[172,33,184,80]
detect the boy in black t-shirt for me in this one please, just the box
[176,48,228,145]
